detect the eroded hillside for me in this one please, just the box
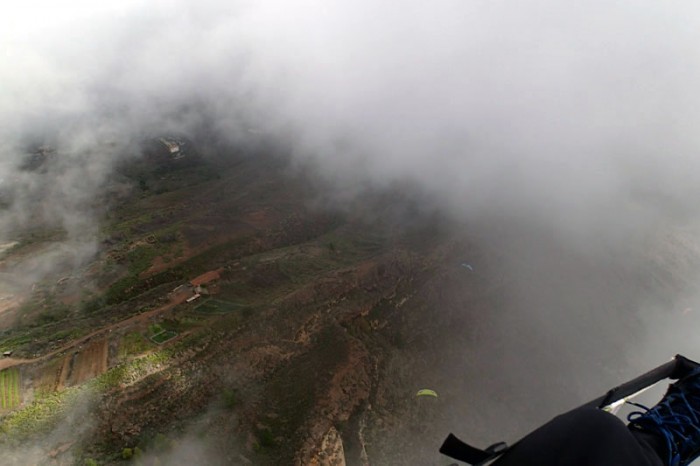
[2,143,700,466]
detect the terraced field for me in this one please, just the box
[194,299,244,315]
[58,339,109,388]
[0,367,21,409]
[150,330,178,344]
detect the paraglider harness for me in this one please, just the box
[439,354,700,465]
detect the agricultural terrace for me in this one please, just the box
[194,299,244,315]
[151,330,178,345]
[0,367,21,409]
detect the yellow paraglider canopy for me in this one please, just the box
[415,389,438,398]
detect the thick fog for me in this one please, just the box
[5,1,700,238]
[4,0,700,459]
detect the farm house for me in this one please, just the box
[189,269,222,295]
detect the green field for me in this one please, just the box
[0,367,21,409]
[119,332,155,358]
[150,330,178,344]
[194,299,244,315]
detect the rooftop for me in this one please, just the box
[190,269,222,287]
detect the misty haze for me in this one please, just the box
[2,1,700,465]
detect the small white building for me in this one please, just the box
[159,138,180,154]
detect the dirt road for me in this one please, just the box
[0,292,190,372]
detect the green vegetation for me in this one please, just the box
[0,334,32,353]
[275,255,334,284]
[101,230,182,305]
[254,428,276,451]
[0,350,170,440]
[0,149,419,464]
[222,388,238,409]
[151,433,171,451]
[169,315,204,329]
[112,212,154,235]
[105,275,141,304]
[0,386,80,439]
[80,295,108,315]
[0,367,20,409]
[102,241,176,305]
[120,445,143,460]
[105,234,259,307]
[105,266,185,305]
[319,231,386,258]
[16,290,72,325]
[146,323,178,345]
[34,300,72,325]
[0,291,90,355]
[194,299,244,315]
[0,322,85,357]
[150,330,177,345]
[118,155,215,198]
[92,351,171,392]
[119,332,154,358]
[242,230,386,291]
[49,328,83,342]
[127,245,162,276]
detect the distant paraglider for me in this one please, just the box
[460,263,473,272]
[416,389,438,398]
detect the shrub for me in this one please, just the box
[222,388,237,409]
[153,433,170,451]
[258,428,275,448]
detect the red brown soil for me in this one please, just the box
[0,295,23,330]
[295,339,372,466]
[0,357,31,371]
[190,268,223,286]
[141,241,196,277]
[141,234,233,277]
[57,339,109,389]
[58,292,82,306]
[34,358,63,394]
[243,208,276,229]
[56,356,71,391]
[142,203,284,278]
[0,292,190,373]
